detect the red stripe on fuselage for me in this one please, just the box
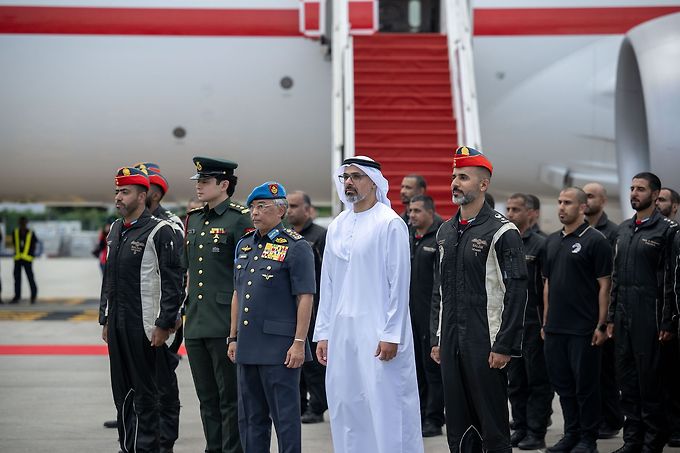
[474,6,680,35]
[0,5,679,36]
[0,344,188,355]
[0,6,300,36]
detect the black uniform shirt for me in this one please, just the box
[522,229,546,326]
[593,211,619,250]
[543,222,612,335]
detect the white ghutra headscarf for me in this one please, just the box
[334,156,391,209]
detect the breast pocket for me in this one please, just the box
[258,262,284,287]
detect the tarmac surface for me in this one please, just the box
[1,258,679,452]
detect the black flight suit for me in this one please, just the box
[433,203,527,453]
[592,212,625,434]
[507,229,553,440]
[410,216,445,428]
[99,210,183,453]
[608,210,678,452]
[297,219,328,418]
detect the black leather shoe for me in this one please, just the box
[422,421,442,437]
[9,298,20,304]
[611,443,642,453]
[571,441,598,453]
[511,430,527,447]
[546,435,580,453]
[518,434,546,450]
[301,411,324,424]
[598,424,621,439]
[668,436,680,448]
[103,420,117,428]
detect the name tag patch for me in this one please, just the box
[262,243,288,262]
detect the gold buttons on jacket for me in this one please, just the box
[250,269,254,273]
[201,232,205,236]
[258,244,263,249]
[243,320,249,326]
[198,294,203,300]
[198,257,203,262]
[204,221,209,225]
[199,244,203,249]
[198,270,203,274]
[198,282,203,287]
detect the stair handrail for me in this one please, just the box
[443,0,481,149]
[331,0,355,215]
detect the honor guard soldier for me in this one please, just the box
[184,157,252,453]
[134,162,186,452]
[227,182,316,453]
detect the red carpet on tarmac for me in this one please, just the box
[0,344,188,355]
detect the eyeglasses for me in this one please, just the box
[248,202,276,212]
[338,173,367,183]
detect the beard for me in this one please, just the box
[452,190,477,206]
[630,196,653,211]
[345,186,367,204]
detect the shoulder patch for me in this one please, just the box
[229,201,250,214]
[283,228,303,241]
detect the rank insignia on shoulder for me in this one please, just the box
[274,237,288,244]
[241,244,252,252]
[283,228,303,241]
[262,243,288,262]
[230,202,250,214]
[187,207,203,216]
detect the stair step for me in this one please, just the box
[356,93,453,107]
[355,33,447,45]
[355,83,451,95]
[354,57,448,71]
[354,45,448,58]
[356,70,450,83]
[357,105,454,118]
[356,131,457,145]
[356,116,455,130]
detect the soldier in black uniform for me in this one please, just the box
[408,194,445,438]
[184,157,252,453]
[135,162,185,453]
[608,172,678,453]
[505,193,553,450]
[286,190,328,424]
[228,182,316,453]
[583,182,624,440]
[100,167,184,453]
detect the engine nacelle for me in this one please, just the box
[616,12,680,216]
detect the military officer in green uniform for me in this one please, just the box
[184,156,252,453]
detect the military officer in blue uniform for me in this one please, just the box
[227,181,316,453]
[184,157,252,453]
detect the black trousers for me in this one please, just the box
[661,340,680,437]
[413,323,445,426]
[507,323,553,437]
[156,334,181,450]
[108,322,160,453]
[300,339,327,415]
[614,308,668,451]
[237,364,302,453]
[185,337,242,453]
[544,333,601,444]
[13,259,37,300]
[441,346,512,453]
[600,337,624,429]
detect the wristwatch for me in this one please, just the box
[597,323,607,333]
[227,336,237,345]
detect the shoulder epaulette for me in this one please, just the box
[283,228,303,241]
[229,201,250,214]
[187,207,203,216]
[240,229,256,239]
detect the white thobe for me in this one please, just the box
[314,202,424,453]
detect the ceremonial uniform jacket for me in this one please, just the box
[234,224,316,365]
[184,198,253,339]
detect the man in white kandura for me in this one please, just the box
[313,156,424,453]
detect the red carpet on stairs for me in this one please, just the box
[353,33,458,219]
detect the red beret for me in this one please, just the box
[452,146,493,175]
[115,167,150,189]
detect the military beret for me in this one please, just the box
[115,167,150,189]
[134,162,168,194]
[246,181,287,207]
[190,156,238,180]
[453,146,493,175]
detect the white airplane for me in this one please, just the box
[0,0,679,215]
